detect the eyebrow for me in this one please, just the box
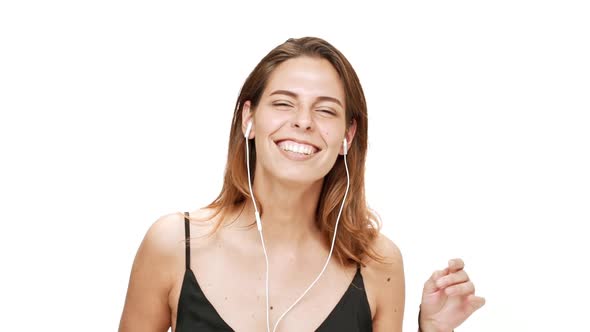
[269,90,343,108]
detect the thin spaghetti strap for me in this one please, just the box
[184,211,191,270]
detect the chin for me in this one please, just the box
[261,166,325,188]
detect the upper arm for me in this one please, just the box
[118,213,184,332]
[369,234,405,332]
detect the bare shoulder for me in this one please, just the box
[133,212,189,274]
[139,208,217,269]
[362,232,405,332]
[362,232,404,283]
[118,212,187,332]
[145,212,186,251]
[367,233,403,270]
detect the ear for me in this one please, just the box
[340,118,357,155]
[241,101,255,139]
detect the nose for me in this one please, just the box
[291,107,313,131]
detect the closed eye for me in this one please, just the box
[273,102,293,108]
[318,109,336,115]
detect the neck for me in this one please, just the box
[245,175,324,251]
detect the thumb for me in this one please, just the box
[466,295,486,313]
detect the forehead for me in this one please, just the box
[264,56,345,101]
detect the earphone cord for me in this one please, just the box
[245,139,271,332]
[245,138,350,332]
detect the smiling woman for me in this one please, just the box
[118,37,485,332]
[242,56,357,199]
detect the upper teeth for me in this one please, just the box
[277,140,316,155]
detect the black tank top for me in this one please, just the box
[176,212,373,331]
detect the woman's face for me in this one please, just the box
[243,56,355,185]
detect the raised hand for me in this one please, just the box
[418,258,485,332]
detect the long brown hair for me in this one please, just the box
[203,37,383,266]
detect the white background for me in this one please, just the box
[1,1,588,331]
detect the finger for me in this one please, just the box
[444,280,475,296]
[423,268,449,294]
[467,294,486,312]
[448,258,464,273]
[436,270,469,289]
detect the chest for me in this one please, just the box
[170,249,372,331]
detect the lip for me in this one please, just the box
[273,138,322,151]
[273,142,318,161]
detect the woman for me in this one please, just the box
[119,37,485,332]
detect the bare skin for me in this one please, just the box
[118,205,405,332]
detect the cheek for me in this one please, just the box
[256,118,284,136]
[320,124,345,149]
[258,110,290,134]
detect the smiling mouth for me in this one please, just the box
[274,140,321,157]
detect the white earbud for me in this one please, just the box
[245,120,253,139]
[343,138,348,155]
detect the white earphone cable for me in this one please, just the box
[245,129,350,332]
[269,147,349,332]
[245,137,271,332]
